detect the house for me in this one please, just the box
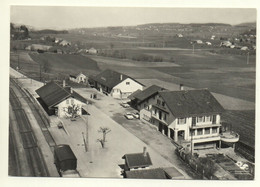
[220,41,232,47]
[128,84,166,111]
[69,73,87,83]
[54,144,77,173]
[241,46,249,51]
[205,42,212,45]
[122,147,152,171]
[59,40,71,46]
[88,47,98,54]
[195,40,203,44]
[36,81,86,118]
[89,69,144,99]
[176,34,183,38]
[141,89,239,151]
[30,44,52,51]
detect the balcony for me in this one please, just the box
[220,132,239,143]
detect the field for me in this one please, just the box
[10,25,256,152]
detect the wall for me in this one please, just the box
[56,97,84,118]
[112,78,144,99]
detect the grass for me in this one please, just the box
[29,53,100,76]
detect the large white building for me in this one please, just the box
[89,69,144,99]
[133,88,239,151]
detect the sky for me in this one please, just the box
[10,6,256,30]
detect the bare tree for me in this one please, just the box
[97,127,111,148]
[42,59,51,73]
[64,104,80,121]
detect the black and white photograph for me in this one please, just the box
[1,0,259,185]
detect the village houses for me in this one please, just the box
[89,69,144,99]
[69,72,87,84]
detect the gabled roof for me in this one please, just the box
[54,144,77,162]
[89,69,144,89]
[36,81,70,108]
[36,81,86,108]
[123,152,152,169]
[130,85,166,103]
[125,168,167,179]
[158,89,224,118]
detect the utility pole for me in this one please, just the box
[39,64,42,81]
[247,52,250,65]
[191,128,193,155]
[85,104,88,152]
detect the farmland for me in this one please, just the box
[10,22,256,154]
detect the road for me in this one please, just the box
[9,79,52,177]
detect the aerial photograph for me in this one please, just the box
[8,6,256,180]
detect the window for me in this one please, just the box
[197,129,203,135]
[205,128,210,134]
[164,114,167,121]
[126,82,130,85]
[162,101,165,107]
[190,129,195,136]
[205,116,211,122]
[157,99,161,105]
[155,109,157,114]
[197,116,204,123]
[66,99,69,104]
[178,118,186,124]
[71,99,74,104]
[212,127,218,134]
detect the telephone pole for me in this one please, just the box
[247,52,250,65]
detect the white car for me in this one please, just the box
[120,102,130,108]
[132,112,140,119]
[124,113,134,120]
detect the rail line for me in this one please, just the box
[10,80,51,176]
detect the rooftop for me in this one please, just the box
[159,89,224,118]
[123,152,152,169]
[54,144,77,162]
[90,69,144,89]
[129,85,166,103]
[125,168,167,179]
[36,81,86,108]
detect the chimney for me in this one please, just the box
[70,87,73,94]
[63,80,66,87]
[143,147,147,157]
[120,74,123,81]
[180,84,184,90]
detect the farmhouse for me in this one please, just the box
[140,89,239,151]
[89,69,144,99]
[69,73,87,83]
[36,81,86,118]
[88,47,98,54]
[122,147,152,172]
[59,40,71,46]
[28,44,52,51]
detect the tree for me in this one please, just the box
[42,59,51,73]
[64,104,80,121]
[97,127,111,148]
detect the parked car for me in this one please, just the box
[124,113,134,120]
[120,102,130,108]
[132,112,140,119]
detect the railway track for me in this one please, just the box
[9,80,53,176]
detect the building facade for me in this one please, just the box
[139,89,239,150]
